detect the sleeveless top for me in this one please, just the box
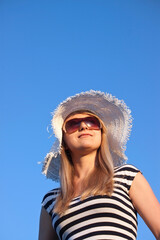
[42,164,140,240]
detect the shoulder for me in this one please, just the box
[114,164,140,175]
[114,164,141,193]
[42,188,60,202]
[41,188,60,216]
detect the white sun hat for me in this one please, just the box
[42,90,132,182]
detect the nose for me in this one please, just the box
[79,121,88,131]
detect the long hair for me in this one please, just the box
[54,113,114,215]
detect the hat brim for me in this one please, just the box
[42,90,132,181]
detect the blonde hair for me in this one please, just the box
[54,112,114,215]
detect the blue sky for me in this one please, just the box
[1,1,160,239]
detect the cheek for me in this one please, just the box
[63,134,74,149]
[97,132,102,146]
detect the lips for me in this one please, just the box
[78,133,92,138]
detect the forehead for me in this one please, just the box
[64,112,94,122]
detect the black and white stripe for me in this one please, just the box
[42,164,140,240]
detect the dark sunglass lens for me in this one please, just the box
[85,117,100,129]
[65,119,81,133]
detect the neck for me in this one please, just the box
[71,150,98,180]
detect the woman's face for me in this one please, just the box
[63,113,102,155]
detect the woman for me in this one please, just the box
[39,90,160,240]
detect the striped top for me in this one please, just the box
[42,164,140,240]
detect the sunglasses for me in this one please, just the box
[64,116,101,134]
